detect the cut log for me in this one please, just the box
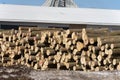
[65,62,76,69]
[111,43,120,49]
[76,42,84,51]
[57,63,66,70]
[73,65,82,71]
[46,49,55,56]
[117,62,120,70]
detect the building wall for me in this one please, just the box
[69,24,87,29]
[87,25,120,30]
[0,22,69,29]
[0,21,120,30]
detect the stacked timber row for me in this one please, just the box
[0,27,120,71]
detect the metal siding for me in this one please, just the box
[0,4,120,26]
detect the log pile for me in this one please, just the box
[0,27,120,71]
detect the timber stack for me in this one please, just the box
[0,27,120,71]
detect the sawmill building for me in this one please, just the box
[0,0,120,29]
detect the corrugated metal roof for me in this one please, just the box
[0,4,120,26]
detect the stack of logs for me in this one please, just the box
[0,27,120,71]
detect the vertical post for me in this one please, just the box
[64,0,66,7]
[0,24,1,29]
